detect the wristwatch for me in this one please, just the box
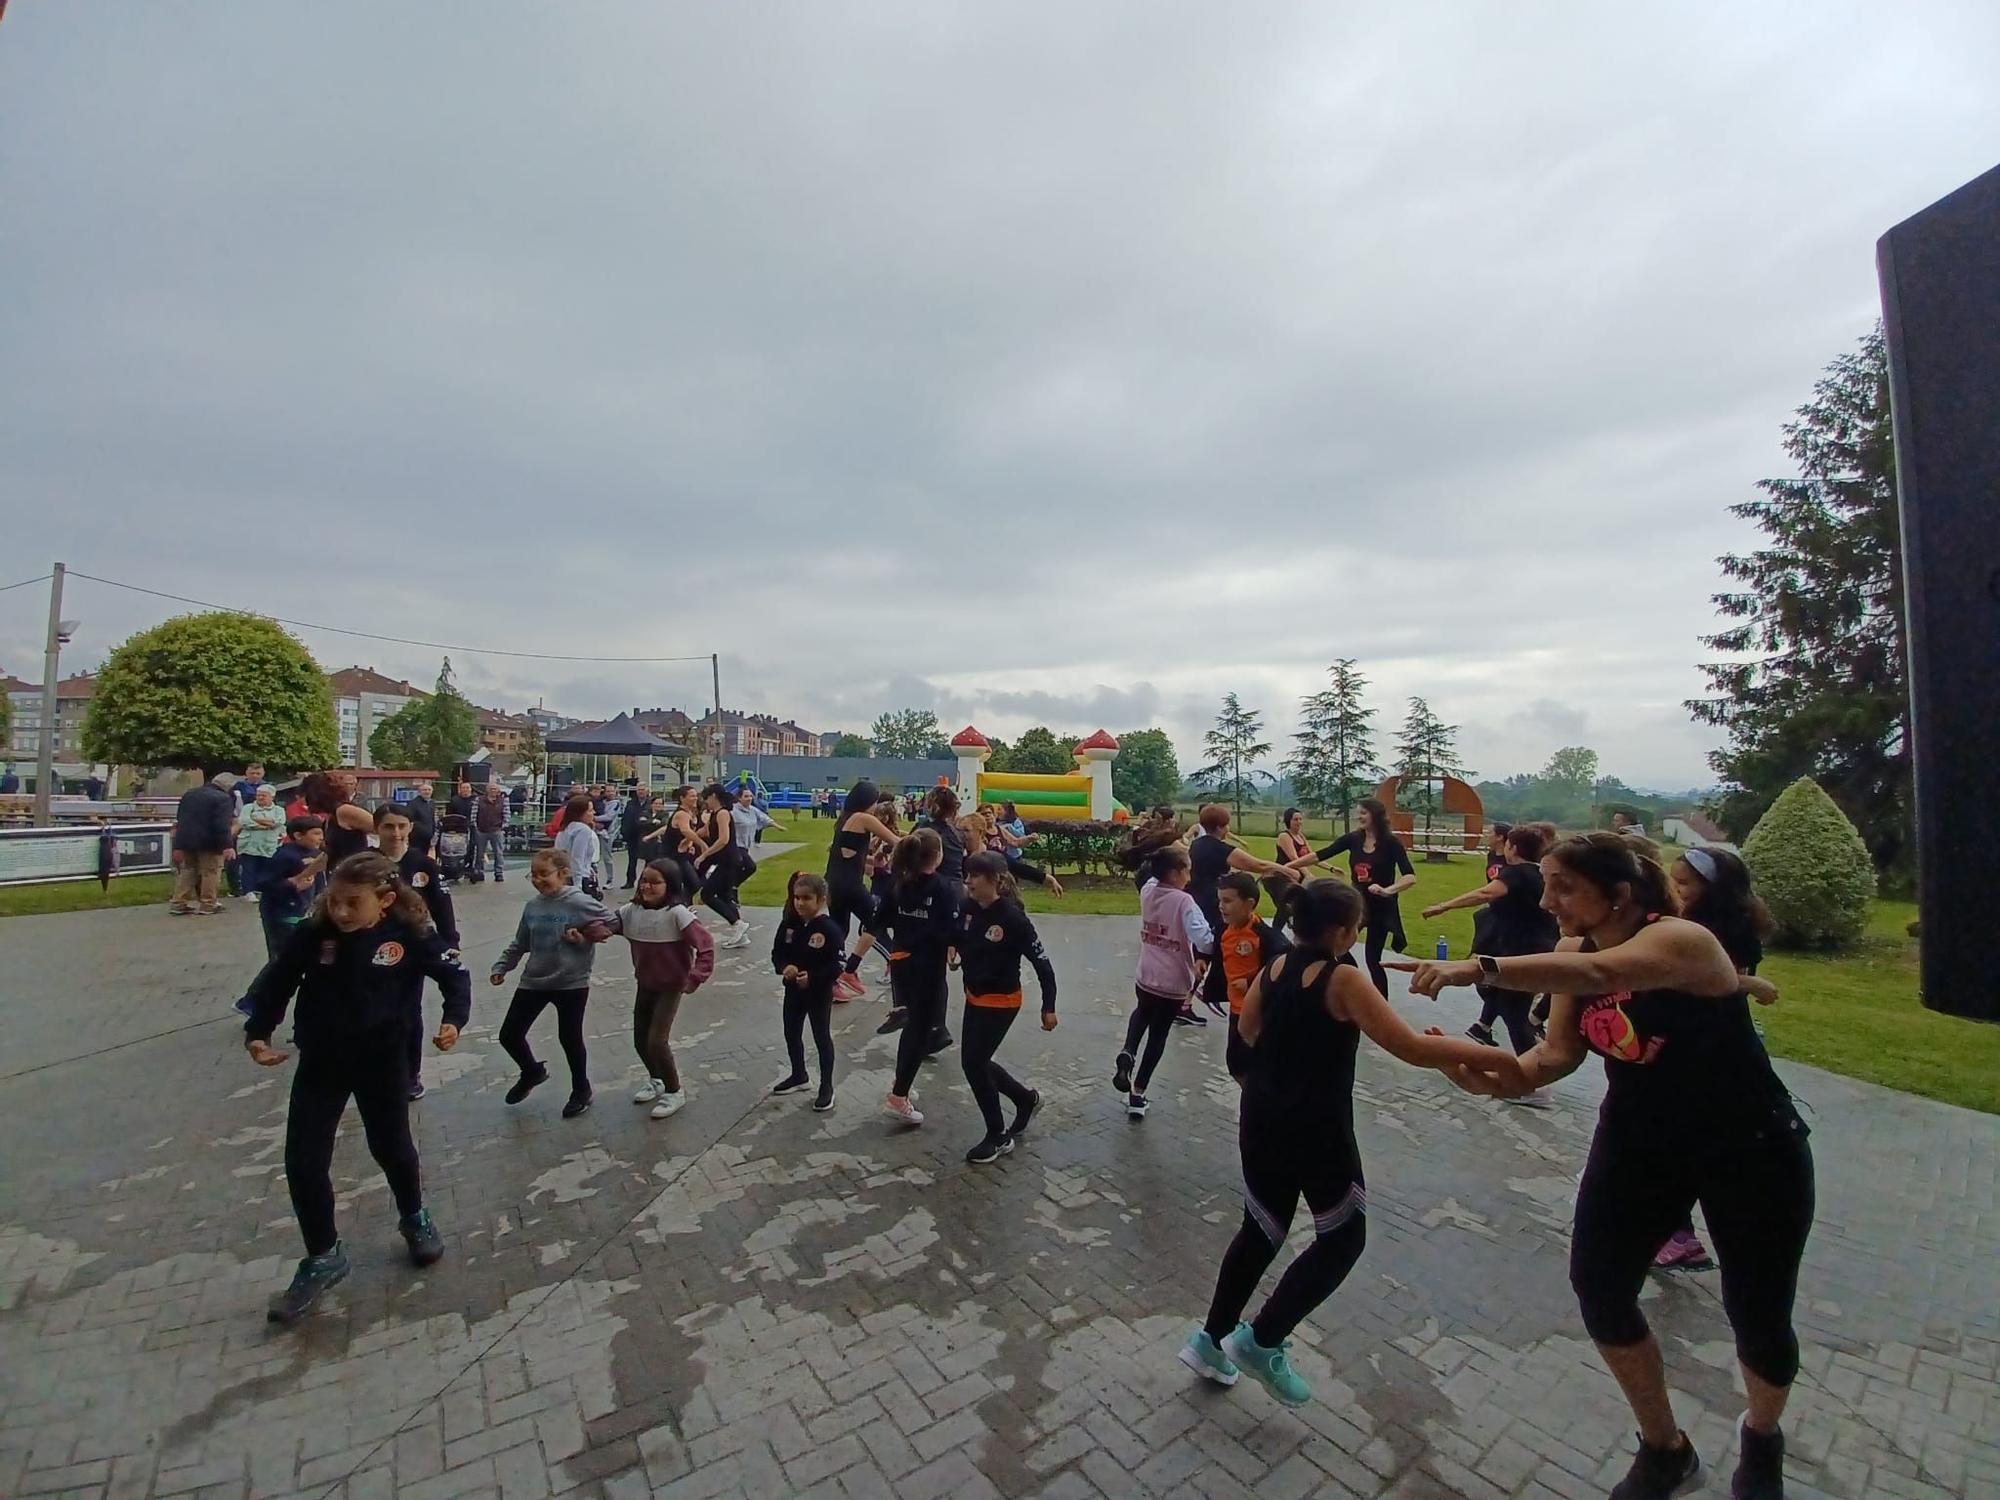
[1477,955,1501,980]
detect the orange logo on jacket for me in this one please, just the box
[372,942,406,967]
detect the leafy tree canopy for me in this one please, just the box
[869,708,947,759]
[82,612,339,778]
[1111,728,1181,811]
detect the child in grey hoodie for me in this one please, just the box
[491,849,613,1117]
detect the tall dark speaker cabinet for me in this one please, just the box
[1877,162,2000,1020]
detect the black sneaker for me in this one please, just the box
[267,1244,351,1325]
[965,1135,1015,1165]
[922,1027,953,1057]
[1126,1093,1149,1118]
[504,1064,549,1105]
[876,1007,908,1036]
[399,1208,445,1267]
[1465,1023,1496,1046]
[1006,1088,1041,1140]
[407,1080,427,1102]
[1609,1433,1702,1500]
[1172,1003,1206,1028]
[1113,1051,1134,1093]
[561,1090,593,1119]
[813,1083,836,1112]
[1731,1420,1784,1500]
[771,1073,810,1096]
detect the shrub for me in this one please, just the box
[1740,777,1875,949]
[1021,819,1129,876]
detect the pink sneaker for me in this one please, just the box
[1653,1229,1713,1270]
[833,971,864,1002]
[881,1093,924,1126]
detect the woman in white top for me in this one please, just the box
[554,794,603,894]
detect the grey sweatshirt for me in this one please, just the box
[492,887,613,990]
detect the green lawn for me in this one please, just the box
[748,814,1996,1114]
[0,873,176,917]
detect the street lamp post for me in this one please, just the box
[33,562,78,828]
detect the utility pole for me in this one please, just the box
[33,563,67,827]
[710,652,723,778]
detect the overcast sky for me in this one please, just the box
[3,5,1994,789]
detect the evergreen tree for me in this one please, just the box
[1193,693,1273,819]
[1285,659,1378,830]
[368,658,480,771]
[1393,697,1469,842]
[1687,325,1910,882]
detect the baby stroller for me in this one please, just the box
[435,813,473,884]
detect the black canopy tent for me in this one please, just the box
[544,714,692,791]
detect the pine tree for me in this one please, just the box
[1393,697,1468,843]
[1193,693,1273,820]
[1687,325,1910,882]
[1285,659,1378,830]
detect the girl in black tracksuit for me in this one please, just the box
[770,873,847,1111]
[880,828,956,1126]
[955,853,1058,1164]
[238,852,471,1326]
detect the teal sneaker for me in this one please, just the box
[267,1243,351,1325]
[1177,1328,1239,1386]
[1222,1323,1311,1406]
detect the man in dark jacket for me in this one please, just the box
[472,781,508,883]
[170,772,239,915]
[405,781,437,855]
[447,779,475,821]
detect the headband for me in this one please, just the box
[1683,847,1718,882]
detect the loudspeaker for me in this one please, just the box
[1877,160,2000,1019]
[547,765,574,801]
[454,761,492,787]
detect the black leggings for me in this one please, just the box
[784,980,836,1085]
[1476,985,1538,1054]
[498,986,591,1094]
[285,1042,423,1256]
[1008,857,1050,887]
[1361,899,1403,994]
[830,881,877,948]
[1570,1108,1814,1386]
[701,848,752,925]
[1225,1013,1252,1082]
[1121,986,1182,1093]
[1203,1103,1367,1347]
[961,1003,1033,1137]
[890,953,949,1096]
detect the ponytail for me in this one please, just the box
[892,827,943,890]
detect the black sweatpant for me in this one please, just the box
[701,848,752,925]
[961,1003,1033,1137]
[890,954,949,1097]
[1225,1013,1253,1082]
[784,979,836,1086]
[1570,1106,1815,1386]
[1121,986,1182,1093]
[624,839,645,889]
[1477,985,1539,1054]
[1203,1102,1367,1347]
[1360,899,1403,994]
[284,1040,424,1257]
[634,985,684,1092]
[498,986,591,1094]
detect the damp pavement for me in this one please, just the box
[1,885,1995,1500]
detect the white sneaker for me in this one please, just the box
[721,922,753,950]
[1506,1086,1557,1110]
[650,1090,686,1119]
[882,1093,924,1125]
[633,1078,664,1105]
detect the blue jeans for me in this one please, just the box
[237,852,270,900]
[474,829,505,879]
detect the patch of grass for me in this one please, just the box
[0,873,175,917]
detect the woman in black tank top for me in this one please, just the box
[1180,882,1523,1409]
[825,782,902,1004]
[1399,832,1813,1500]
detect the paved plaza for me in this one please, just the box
[1,887,1995,1500]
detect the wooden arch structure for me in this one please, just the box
[1373,774,1485,853]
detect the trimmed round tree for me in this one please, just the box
[82,612,339,779]
[1740,776,1875,948]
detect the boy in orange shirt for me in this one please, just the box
[1208,872,1293,1082]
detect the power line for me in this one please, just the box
[63,571,716,665]
[0,573,52,595]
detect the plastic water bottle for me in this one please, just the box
[1434,936,1448,961]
